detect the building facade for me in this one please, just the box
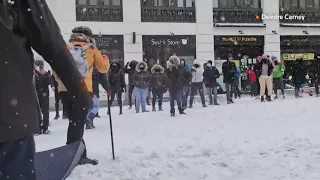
[46,0,320,67]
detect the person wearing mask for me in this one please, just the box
[124,60,138,109]
[272,56,285,99]
[222,55,237,104]
[0,1,93,179]
[310,54,320,97]
[256,54,274,101]
[34,60,54,134]
[150,64,167,111]
[54,26,110,165]
[292,55,307,98]
[166,56,186,116]
[189,60,206,108]
[108,62,126,115]
[180,58,192,109]
[247,66,257,97]
[234,66,242,99]
[133,61,151,113]
[203,60,220,105]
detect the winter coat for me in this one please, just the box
[150,64,167,91]
[0,0,91,142]
[310,59,320,82]
[247,70,257,82]
[108,62,126,92]
[52,71,67,92]
[292,59,307,85]
[273,62,285,79]
[254,60,274,77]
[69,34,110,92]
[203,66,220,87]
[222,60,237,83]
[35,70,53,98]
[124,60,138,86]
[92,66,109,97]
[191,61,204,83]
[133,61,151,89]
[166,56,185,90]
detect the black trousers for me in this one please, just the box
[250,82,257,97]
[0,136,36,180]
[152,89,164,107]
[169,89,183,113]
[109,90,123,112]
[225,83,235,101]
[59,91,88,158]
[38,95,49,131]
[189,82,206,105]
[54,89,67,116]
[128,85,135,107]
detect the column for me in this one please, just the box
[263,0,281,59]
[123,0,143,64]
[195,0,214,65]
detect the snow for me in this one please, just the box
[35,97,320,180]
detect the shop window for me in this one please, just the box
[280,0,320,10]
[142,0,195,7]
[76,0,122,6]
[215,0,260,8]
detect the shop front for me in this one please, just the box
[142,35,196,68]
[280,36,320,78]
[92,35,124,66]
[214,35,265,92]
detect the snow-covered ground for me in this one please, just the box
[35,97,320,180]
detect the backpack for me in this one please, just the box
[68,43,92,77]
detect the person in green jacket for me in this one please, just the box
[272,56,285,99]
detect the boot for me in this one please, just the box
[202,104,207,107]
[266,96,272,102]
[260,96,264,102]
[62,114,68,119]
[152,106,156,112]
[209,101,213,105]
[188,104,193,108]
[54,114,60,120]
[158,105,163,111]
[170,109,175,117]
[135,106,140,113]
[119,106,123,115]
[86,118,95,129]
[214,101,220,105]
[230,99,234,103]
[128,105,132,109]
[78,157,99,166]
[95,112,100,118]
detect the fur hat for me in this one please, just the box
[72,26,93,36]
[207,60,213,65]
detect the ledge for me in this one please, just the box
[280,23,320,28]
[214,23,266,27]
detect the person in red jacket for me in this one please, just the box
[247,66,257,97]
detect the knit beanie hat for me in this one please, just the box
[207,60,213,65]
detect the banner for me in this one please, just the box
[214,36,264,45]
[282,53,314,60]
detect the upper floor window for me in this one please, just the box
[76,0,122,6]
[213,0,260,8]
[280,0,320,10]
[141,0,195,7]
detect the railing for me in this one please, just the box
[213,8,262,23]
[279,10,320,23]
[76,5,123,22]
[141,7,196,23]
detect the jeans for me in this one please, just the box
[152,89,164,107]
[169,89,183,113]
[134,87,148,112]
[225,83,235,102]
[250,81,258,97]
[180,86,189,108]
[206,87,218,104]
[273,78,284,96]
[189,82,206,106]
[87,95,100,121]
[0,136,36,180]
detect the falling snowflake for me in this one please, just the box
[50,153,55,157]
[24,124,28,128]
[4,61,8,64]
[82,8,87,12]
[42,92,47,97]
[220,16,225,22]
[234,41,238,45]
[27,8,31,11]
[40,16,43,19]
[10,98,18,106]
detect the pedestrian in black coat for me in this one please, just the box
[108,62,126,115]
[310,54,320,96]
[124,60,138,108]
[150,64,167,111]
[255,54,274,101]
[166,56,186,116]
[34,60,54,134]
[203,62,220,105]
[222,56,237,104]
[292,57,307,98]
[0,1,92,179]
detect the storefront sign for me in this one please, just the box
[214,36,264,45]
[92,35,123,49]
[143,35,196,48]
[280,36,320,46]
[282,53,314,60]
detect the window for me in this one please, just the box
[76,0,122,6]
[280,0,320,10]
[217,0,260,8]
[142,0,195,7]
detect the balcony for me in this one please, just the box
[213,8,262,23]
[141,7,196,23]
[76,5,123,22]
[279,10,320,23]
